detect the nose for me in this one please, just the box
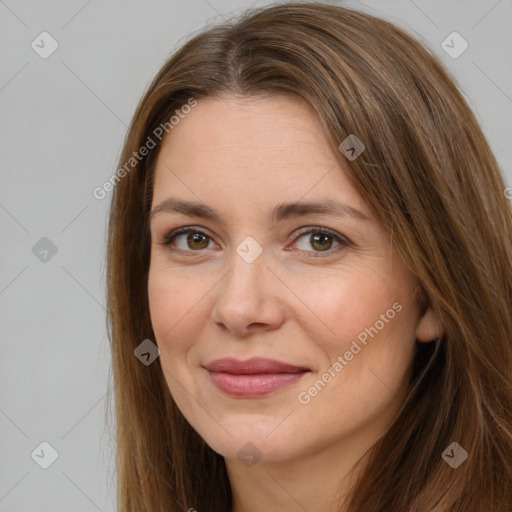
[210,246,286,337]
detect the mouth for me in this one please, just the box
[203,357,311,397]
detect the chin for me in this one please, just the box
[193,419,298,465]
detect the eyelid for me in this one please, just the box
[159,225,351,256]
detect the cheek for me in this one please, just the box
[147,266,201,353]
[290,265,399,350]
[148,271,174,338]
[294,265,418,399]
[321,277,417,398]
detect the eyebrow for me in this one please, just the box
[149,198,370,224]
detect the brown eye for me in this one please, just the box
[160,226,349,258]
[310,232,334,251]
[162,228,214,251]
[185,232,210,250]
[293,228,347,256]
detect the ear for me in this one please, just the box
[416,306,442,343]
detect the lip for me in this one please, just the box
[203,357,310,397]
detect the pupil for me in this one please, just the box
[189,233,208,249]
[312,233,331,251]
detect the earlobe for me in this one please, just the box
[416,306,442,343]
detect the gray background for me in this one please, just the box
[0,0,510,510]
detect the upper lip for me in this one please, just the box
[203,357,310,374]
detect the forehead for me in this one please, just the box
[159,94,328,158]
[151,95,366,215]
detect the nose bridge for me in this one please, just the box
[222,240,268,303]
[211,238,285,333]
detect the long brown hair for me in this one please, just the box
[105,2,512,510]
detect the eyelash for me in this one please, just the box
[158,226,350,258]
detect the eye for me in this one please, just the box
[160,227,215,253]
[292,227,348,257]
[158,226,349,257]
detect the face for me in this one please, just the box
[147,95,436,466]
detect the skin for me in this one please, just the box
[147,95,440,512]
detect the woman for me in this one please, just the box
[105,2,512,511]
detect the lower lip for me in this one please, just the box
[207,371,308,397]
